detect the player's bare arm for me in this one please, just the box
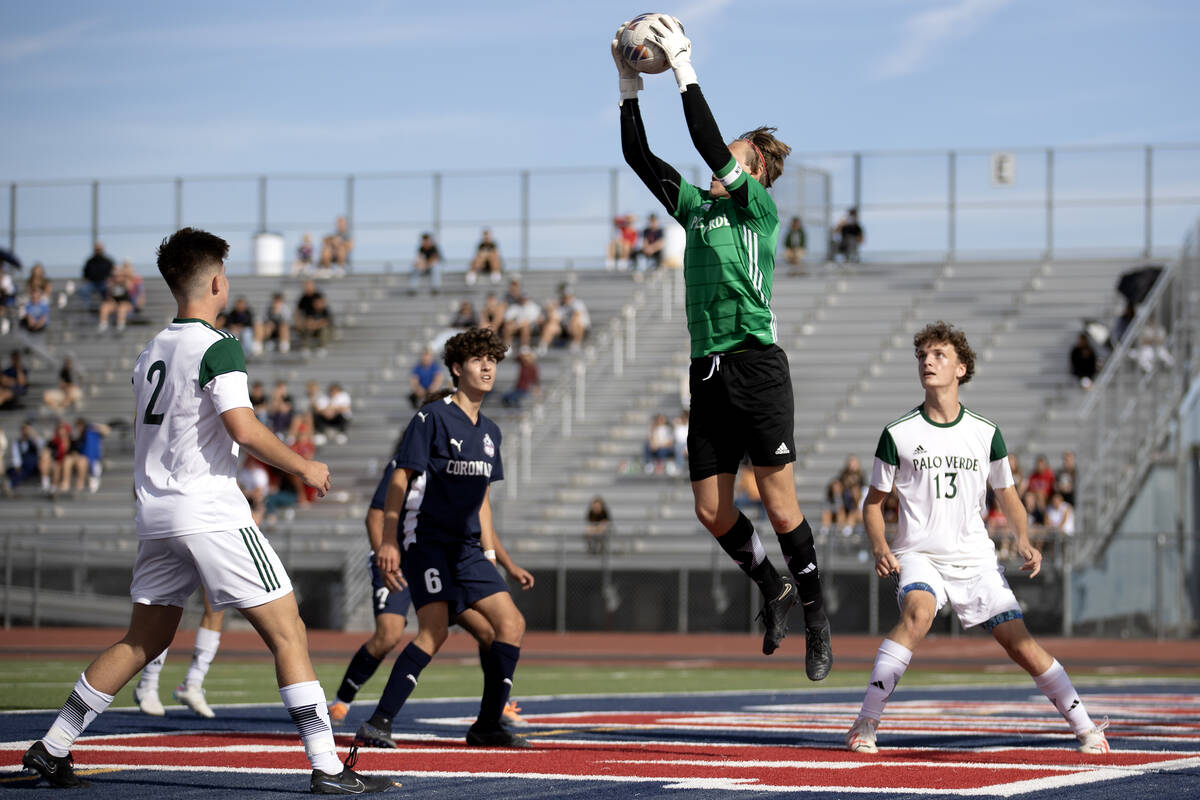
[479,489,534,590]
[863,486,899,578]
[993,484,1041,577]
[377,466,413,591]
[219,406,329,496]
[365,507,384,554]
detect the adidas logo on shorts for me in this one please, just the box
[774,442,790,455]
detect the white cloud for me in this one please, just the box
[0,19,97,64]
[875,0,1012,79]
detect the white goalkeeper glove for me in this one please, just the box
[611,21,644,102]
[647,15,696,91]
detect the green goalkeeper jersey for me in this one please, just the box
[672,160,780,358]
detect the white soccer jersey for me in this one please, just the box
[871,404,1013,567]
[133,318,255,538]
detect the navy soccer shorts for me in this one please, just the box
[401,538,508,613]
[368,552,412,617]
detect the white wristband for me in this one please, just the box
[484,549,497,561]
[673,64,698,92]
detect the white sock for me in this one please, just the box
[280,680,341,775]
[1034,659,1095,734]
[859,639,912,721]
[184,627,221,688]
[43,673,114,757]
[137,648,168,692]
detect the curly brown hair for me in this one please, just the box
[737,126,791,188]
[443,327,507,386]
[913,321,975,385]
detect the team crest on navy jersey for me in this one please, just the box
[483,433,495,457]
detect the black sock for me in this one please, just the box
[776,519,826,627]
[476,641,520,729]
[336,645,382,704]
[716,512,784,598]
[372,642,432,724]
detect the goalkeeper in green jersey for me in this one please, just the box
[612,15,830,679]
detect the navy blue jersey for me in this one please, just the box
[369,460,396,511]
[392,395,503,545]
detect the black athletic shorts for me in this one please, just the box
[687,342,796,482]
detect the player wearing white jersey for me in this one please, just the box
[21,228,396,794]
[845,322,1109,756]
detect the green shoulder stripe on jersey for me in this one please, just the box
[199,337,247,387]
[885,407,922,430]
[989,427,1008,462]
[875,428,899,466]
[962,407,999,428]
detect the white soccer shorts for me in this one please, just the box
[130,527,293,611]
[895,551,1021,629]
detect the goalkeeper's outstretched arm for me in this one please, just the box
[619,99,685,216]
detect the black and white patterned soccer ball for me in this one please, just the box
[617,14,672,75]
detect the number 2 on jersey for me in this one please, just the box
[143,360,167,425]
[934,471,958,499]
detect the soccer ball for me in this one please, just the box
[617,14,671,75]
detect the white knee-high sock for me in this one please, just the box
[137,648,168,692]
[859,639,912,721]
[184,627,221,688]
[280,680,341,775]
[1033,659,1095,734]
[43,674,114,757]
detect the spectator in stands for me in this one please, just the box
[42,357,83,414]
[1007,454,1027,498]
[0,266,15,335]
[80,242,115,310]
[248,380,269,424]
[267,380,295,439]
[1027,455,1056,512]
[238,453,271,524]
[1069,332,1098,389]
[606,214,638,271]
[833,207,865,263]
[408,232,442,294]
[1022,489,1047,548]
[122,261,145,315]
[1043,491,1075,538]
[312,381,352,445]
[480,292,506,332]
[0,350,28,409]
[1133,313,1174,373]
[538,283,590,355]
[319,216,353,274]
[467,228,503,286]
[986,489,1015,559]
[39,420,74,495]
[295,282,333,351]
[585,496,612,555]
[293,233,315,275]
[26,263,65,310]
[96,265,137,333]
[452,300,479,330]
[19,285,50,334]
[643,413,676,475]
[502,290,542,350]
[223,295,256,356]
[6,422,43,490]
[65,417,109,493]
[1109,301,1136,348]
[255,292,292,354]
[672,409,689,476]
[734,461,765,519]
[409,347,445,409]
[285,416,321,508]
[638,214,664,271]
[784,216,807,274]
[501,347,541,408]
[1055,451,1076,506]
[822,455,866,536]
[503,278,524,307]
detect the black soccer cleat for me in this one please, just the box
[311,743,399,794]
[21,740,90,788]
[805,619,833,681]
[466,722,533,749]
[353,720,397,749]
[756,578,798,655]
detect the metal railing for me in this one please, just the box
[1075,218,1200,548]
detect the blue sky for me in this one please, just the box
[2,0,1199,267]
